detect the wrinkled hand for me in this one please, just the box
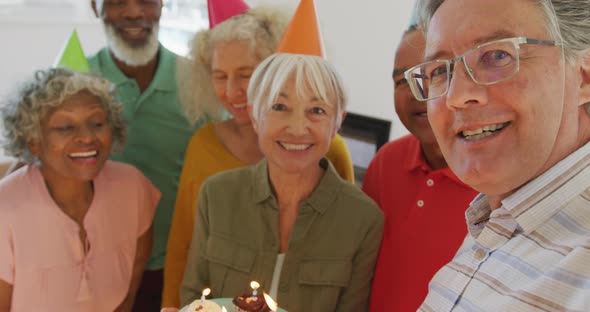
[161,308,179,312]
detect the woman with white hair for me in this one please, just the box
[179,53,383,312]
[0,68,159,311]
[162,5,355,308]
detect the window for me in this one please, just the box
[0,1,209,58]
[160,0,208,56]
[339,112,391,187]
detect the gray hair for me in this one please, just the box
[178,5,290,124]
[1,68,126,163]
[247,53,347,128]
[415,0,590,59]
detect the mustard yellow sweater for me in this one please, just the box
[162,123,354,307]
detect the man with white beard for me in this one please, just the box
[89,1,203,310]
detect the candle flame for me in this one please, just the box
[221,307,228,312]
[250,281,260,290]
[202,288,211,297]
[263,292,277,312]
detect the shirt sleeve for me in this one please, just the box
[137,171,161,237]
[336,208,384,311]
[0,218,15,284]
[163,165,200,307]
[179,181,211,306]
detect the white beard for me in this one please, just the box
[103,23,160,67]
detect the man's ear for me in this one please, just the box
[91,0,100,18]
[247,104,258,133]
[577,50,590,106]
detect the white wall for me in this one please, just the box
[316,0,414,139]
[0,4,105,97]
[0,3,105,162]
[0,0,415,149]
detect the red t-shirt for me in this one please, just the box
[363,135,478,312]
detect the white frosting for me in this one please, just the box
[186,299,223,312]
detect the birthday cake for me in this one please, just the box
[186,298,223,312]
[232,293,271,312]
[184,288,224,312]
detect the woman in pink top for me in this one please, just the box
[0,68,160,312]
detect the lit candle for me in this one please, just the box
[201,288,211,305]
[250,281,260,298]
[221,307,228,312]
[263,292,278,312]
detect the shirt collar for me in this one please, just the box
[99,45,177,92]
[252,158,343,215]
[150,46,177,91]
[98,48,128,86]
[466,140,590,235]
[405,135,464,184]
[465,194,493,237]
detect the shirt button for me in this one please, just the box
[417,200,424,207]
[427,179,434,187]
[474,249,486,260]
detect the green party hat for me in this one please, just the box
[54,29,89,73]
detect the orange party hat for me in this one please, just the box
[276,0,325,58]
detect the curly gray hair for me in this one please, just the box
[1,68,126,163]
[177,5,290,124]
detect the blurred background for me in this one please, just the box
[0,0,416,180]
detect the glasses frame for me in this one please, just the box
[404,37,561,101]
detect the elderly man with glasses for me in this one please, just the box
[408,0,590,310]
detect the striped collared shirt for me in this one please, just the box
[420,141,590,312]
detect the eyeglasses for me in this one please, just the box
[403,37,561,101]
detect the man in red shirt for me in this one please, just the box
[363,25,478,311]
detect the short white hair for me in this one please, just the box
[247,53,347,127]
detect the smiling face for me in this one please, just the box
[211,40,260,125]
[99,0,161,47]
[97,0,162,65]
[30,91,113,184]
[425,0,589,201]
[253,77,338,176]
[394,30,436,145]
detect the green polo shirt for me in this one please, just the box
[88,46,202,270]
[181,158,384,311]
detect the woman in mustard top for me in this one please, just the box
[162,5,354,308]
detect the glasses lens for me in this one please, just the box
[465,40,518,84]
[406,60,449,101]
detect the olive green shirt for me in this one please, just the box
[181,159,384,311]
